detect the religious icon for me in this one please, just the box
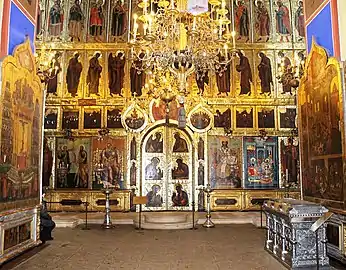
[76,145,88,187]
[44,109,58,129]
[279,108,296,128]
[295,1,305,41]
[108,51,125,96]
[236,51,252,95]
[89,0,104,41]
[130,162,136,186]
[56,138,91,188]
[198,163,204,186]
[280,138,299,184]
[146,184,163,207]
[172,158,189,179]
[191,112,211,130]
[243,137,278,189]
[84,110,101,129]
[234,0,249,42]
[151,99,179,121]
[258,109,275,128]
[130,53,146,96]
[48,0,64,39]
[236,108,253,128]
[277,51,293,94]
[66,53,83,97]
[275,0,291,42]
[198,138,204,160]
[87,52,102,96]
[214,109,232,128]
[146,132,163,153]
[254,0,270,42]
[130,137,136,160]
[99,143,122,187]
[111,0,127,38]
[42,138,53,187]
[209,137,242,188]
[172,184,189,206]
[198,189,205,211]
[145,157,163,180]
[45,52,62,95]
[195,69,209,95]
[68,0,84,42]
[173,133,188,152]
[257,52,272,95]
[216,57,231,95]
[125,109,145,130]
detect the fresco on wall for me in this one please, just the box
[56,138,91,188]
[0,41,43,211]
[299,41,345,205]
[92,137,126,189]
[243,137,278,189]
[209,136,242,189]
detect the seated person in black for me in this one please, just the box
[40,193,55,242]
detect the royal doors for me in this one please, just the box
[142,126,193,210]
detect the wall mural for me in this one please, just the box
[0,40,43,211]
[243,136,278,189]
[298,41,345,206]
[208,136,242,189]
[56,138,91,188]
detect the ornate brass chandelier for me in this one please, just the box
[130,0,236,94]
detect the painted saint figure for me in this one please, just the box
[87,52,102,96]
[236,51,252,95]
[257,52,273,94]
[275,0,291,42]
[146,185,163,207]
[130,54,146,96]
[42,138,53,187]
[255,0,270,42]
[46,52,62,95]
[66,53,83,97]
[235,0,249,42]
[172,184,188,206]
[101,143,121,187]
[76,145,88,187]
[173,133,188,152]
[172,158,189,179]
[145,157,163,180]
[295,1,305,41]
[216,56,231,95]
[49,0,63,37]
[195,69,209,95]
[108,52,125,96]
[278,51,293,94]
[89,2,103,38]
[130,137,136,160]
[111,1,127,37]
[68,0,84,41]
[146,132,163,153]
[130,162,136,186]
[198,137,204,160]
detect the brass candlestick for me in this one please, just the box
[203,184,215,228]
[101,187,114,229]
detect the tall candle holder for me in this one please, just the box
[203,184,215,228]
[101,187,114,229]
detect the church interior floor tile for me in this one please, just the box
[6,224,297,269]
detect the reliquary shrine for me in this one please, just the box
[36,0,305,212]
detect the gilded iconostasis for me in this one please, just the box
[37,0,305,210]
